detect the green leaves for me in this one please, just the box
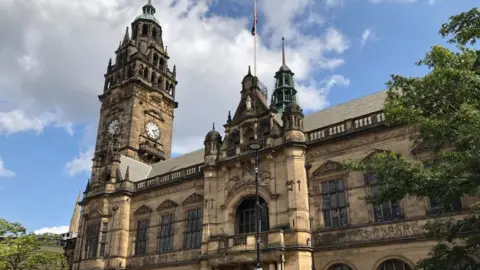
[345,7,480,269]
[440,8,480,46]
[0,219,67,270]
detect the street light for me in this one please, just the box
[249,141,262,270]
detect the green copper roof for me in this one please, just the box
[134,0,159,24]
[135,13,159,24]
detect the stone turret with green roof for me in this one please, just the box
[270,37,297,114]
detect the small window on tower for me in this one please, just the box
[142,24,149,36]
[284,76,290,85]
[152,28,157,40]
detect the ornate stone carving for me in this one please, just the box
[313,160,343,176]
[133,205,153,216]
[183,193,204,206]
[157,199,178,211]
[144,108,164,122]
[315,220,423,247]
[226,164,270,196]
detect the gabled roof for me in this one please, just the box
[121,90,387,182]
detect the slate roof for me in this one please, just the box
[119,90,387,182]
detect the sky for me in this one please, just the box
[0,0,477,234]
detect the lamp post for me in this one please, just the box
[249,141,262,270]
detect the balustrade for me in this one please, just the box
[135,164,204,190]
[307,110,386,143]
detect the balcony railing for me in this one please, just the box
[135,164,204,190]
[224,139,267,159]
[306,111,386,143]
[210,230,287,255]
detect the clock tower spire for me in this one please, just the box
[92,0,177,184]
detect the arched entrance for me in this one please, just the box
[235,196,269,234]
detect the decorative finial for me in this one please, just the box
[173,64,176,74]
[227,110,232,122]
[148,0,152,4]
[165,46,168,54]
[123,27,130,43]
[282,37,286,66]
[248,66,251,75]
[212,122,215,130]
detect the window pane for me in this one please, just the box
[322,182,329,194]
[323,194,331,209]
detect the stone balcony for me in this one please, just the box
[207,230,290,254]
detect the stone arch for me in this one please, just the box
[323,260,358,270]
[225,185,272,234]
[235,195,269,234]
[372,256,414,270]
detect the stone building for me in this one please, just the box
[70,1,478,270]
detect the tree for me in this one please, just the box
[345,8,480,270]
[0,218,67,270]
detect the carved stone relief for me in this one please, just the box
[226,164,270,197]
[315,220,423,247]
[133,205,153,216]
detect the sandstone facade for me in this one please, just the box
[67,2,478,270]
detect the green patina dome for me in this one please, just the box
[134,0,159,24]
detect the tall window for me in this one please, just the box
[99,222,109,257]
[184,208,202,249]
[158,214,174,253]
[321,179,348,228]
[366,173,402,222]
[236,197,269,234]
[135,219,150,256]
[329,264,353,270]
[85,223,100,259]
[378,259,411,270]
[424,162,463,215]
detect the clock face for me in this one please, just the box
[146,122,160,140]
[107,119,120,135]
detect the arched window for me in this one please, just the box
[378,259,411,270]
[235,196,269,234]
[152,28,157,39]
[142,24,149,36]
[329,264,353,270]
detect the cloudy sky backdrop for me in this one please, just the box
[0,0,477,234]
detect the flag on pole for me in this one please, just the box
[251,4,258,36]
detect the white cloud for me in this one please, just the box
[326,0,344,8]
[0,156,15,178]
[298,74,350,110]
[369,0,419,3]
[0,0,349,155]
[34,225,69,235]
[360,28,376,49]
[65,147,94,177]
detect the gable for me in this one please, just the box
[157,199,178,211]
[133,205,153,216]
[183,193,204,206]
[313,160,343,176]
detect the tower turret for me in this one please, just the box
[204,123,222,166]
[271,38,297,114]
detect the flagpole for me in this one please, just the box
[253,0,257,77]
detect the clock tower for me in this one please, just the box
[91,0,177,184]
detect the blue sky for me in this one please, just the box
[0,0,478,234]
